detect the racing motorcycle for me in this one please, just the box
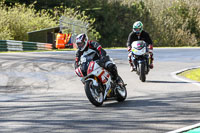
[75,49,127,106]
[131,40,151,82]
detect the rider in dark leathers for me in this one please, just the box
[127,21,154,71]
[74,33,120,83]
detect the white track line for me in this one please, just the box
[166,123,200,133]
[168,66,200,133]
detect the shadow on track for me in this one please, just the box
[146,80,188,84]
[103,98,169,108]
[0,91,200,133]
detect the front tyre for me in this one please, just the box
[85,80,104,107]
[139,62,146,82]
[116,76,127,102]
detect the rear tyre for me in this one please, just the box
[85,80,104,107]
[116,76,127,102]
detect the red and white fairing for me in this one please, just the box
[75,49,112,100]
[75,67,84,77]
[84,61,111,99]
[87,61,110,84]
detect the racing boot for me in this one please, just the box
[149,53,154,69]
[128,53,136,72]
[149,63,153,69]
[129,61,136,72]
[107,63,121,84]
[149,45,154,69]
[130,64,136,72]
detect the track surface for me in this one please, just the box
[0,48,200,133]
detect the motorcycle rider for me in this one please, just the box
[74,33,121,83]
[127,21,154,71]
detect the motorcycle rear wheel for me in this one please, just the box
[116,76,127,102]
[85,80,104,107]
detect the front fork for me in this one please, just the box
[133,56,149,74]
[84,76,111,100]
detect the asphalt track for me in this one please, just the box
[0,48,200,133]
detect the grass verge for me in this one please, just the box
[179,68,200,82]
[0,47,127,53]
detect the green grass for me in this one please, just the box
[183,127,200,133]
[0,47,127,53]
[179,68,200,82]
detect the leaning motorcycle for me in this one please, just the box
[131,40,151,82]
[75,49,127,106]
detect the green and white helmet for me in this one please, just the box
[133,21,143,34]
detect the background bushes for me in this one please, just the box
[2,0,200,47]
[144,0,200,47]
[0,1,99,41]
[0,2,56,41]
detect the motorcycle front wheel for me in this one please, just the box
[139,62,146,82]
[85,80,104,107]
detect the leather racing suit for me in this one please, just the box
[127,30,153,69]
[75,40,119,82]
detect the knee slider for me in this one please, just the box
[107,63,118,74]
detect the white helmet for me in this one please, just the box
[75,33,88,51]
[133,21,143,34]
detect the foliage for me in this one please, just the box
[54,6,101,41]
[0,1,56,40]
[2,0,153,47]
[2,0,200,47]
[83,0,153,47]
[0,1,100,42]
[143,0,200,47]
[155,0,198,46]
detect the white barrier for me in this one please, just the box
[0,40,52,51]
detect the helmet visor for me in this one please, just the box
[77,42,84,50]
[133,28,141,32]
